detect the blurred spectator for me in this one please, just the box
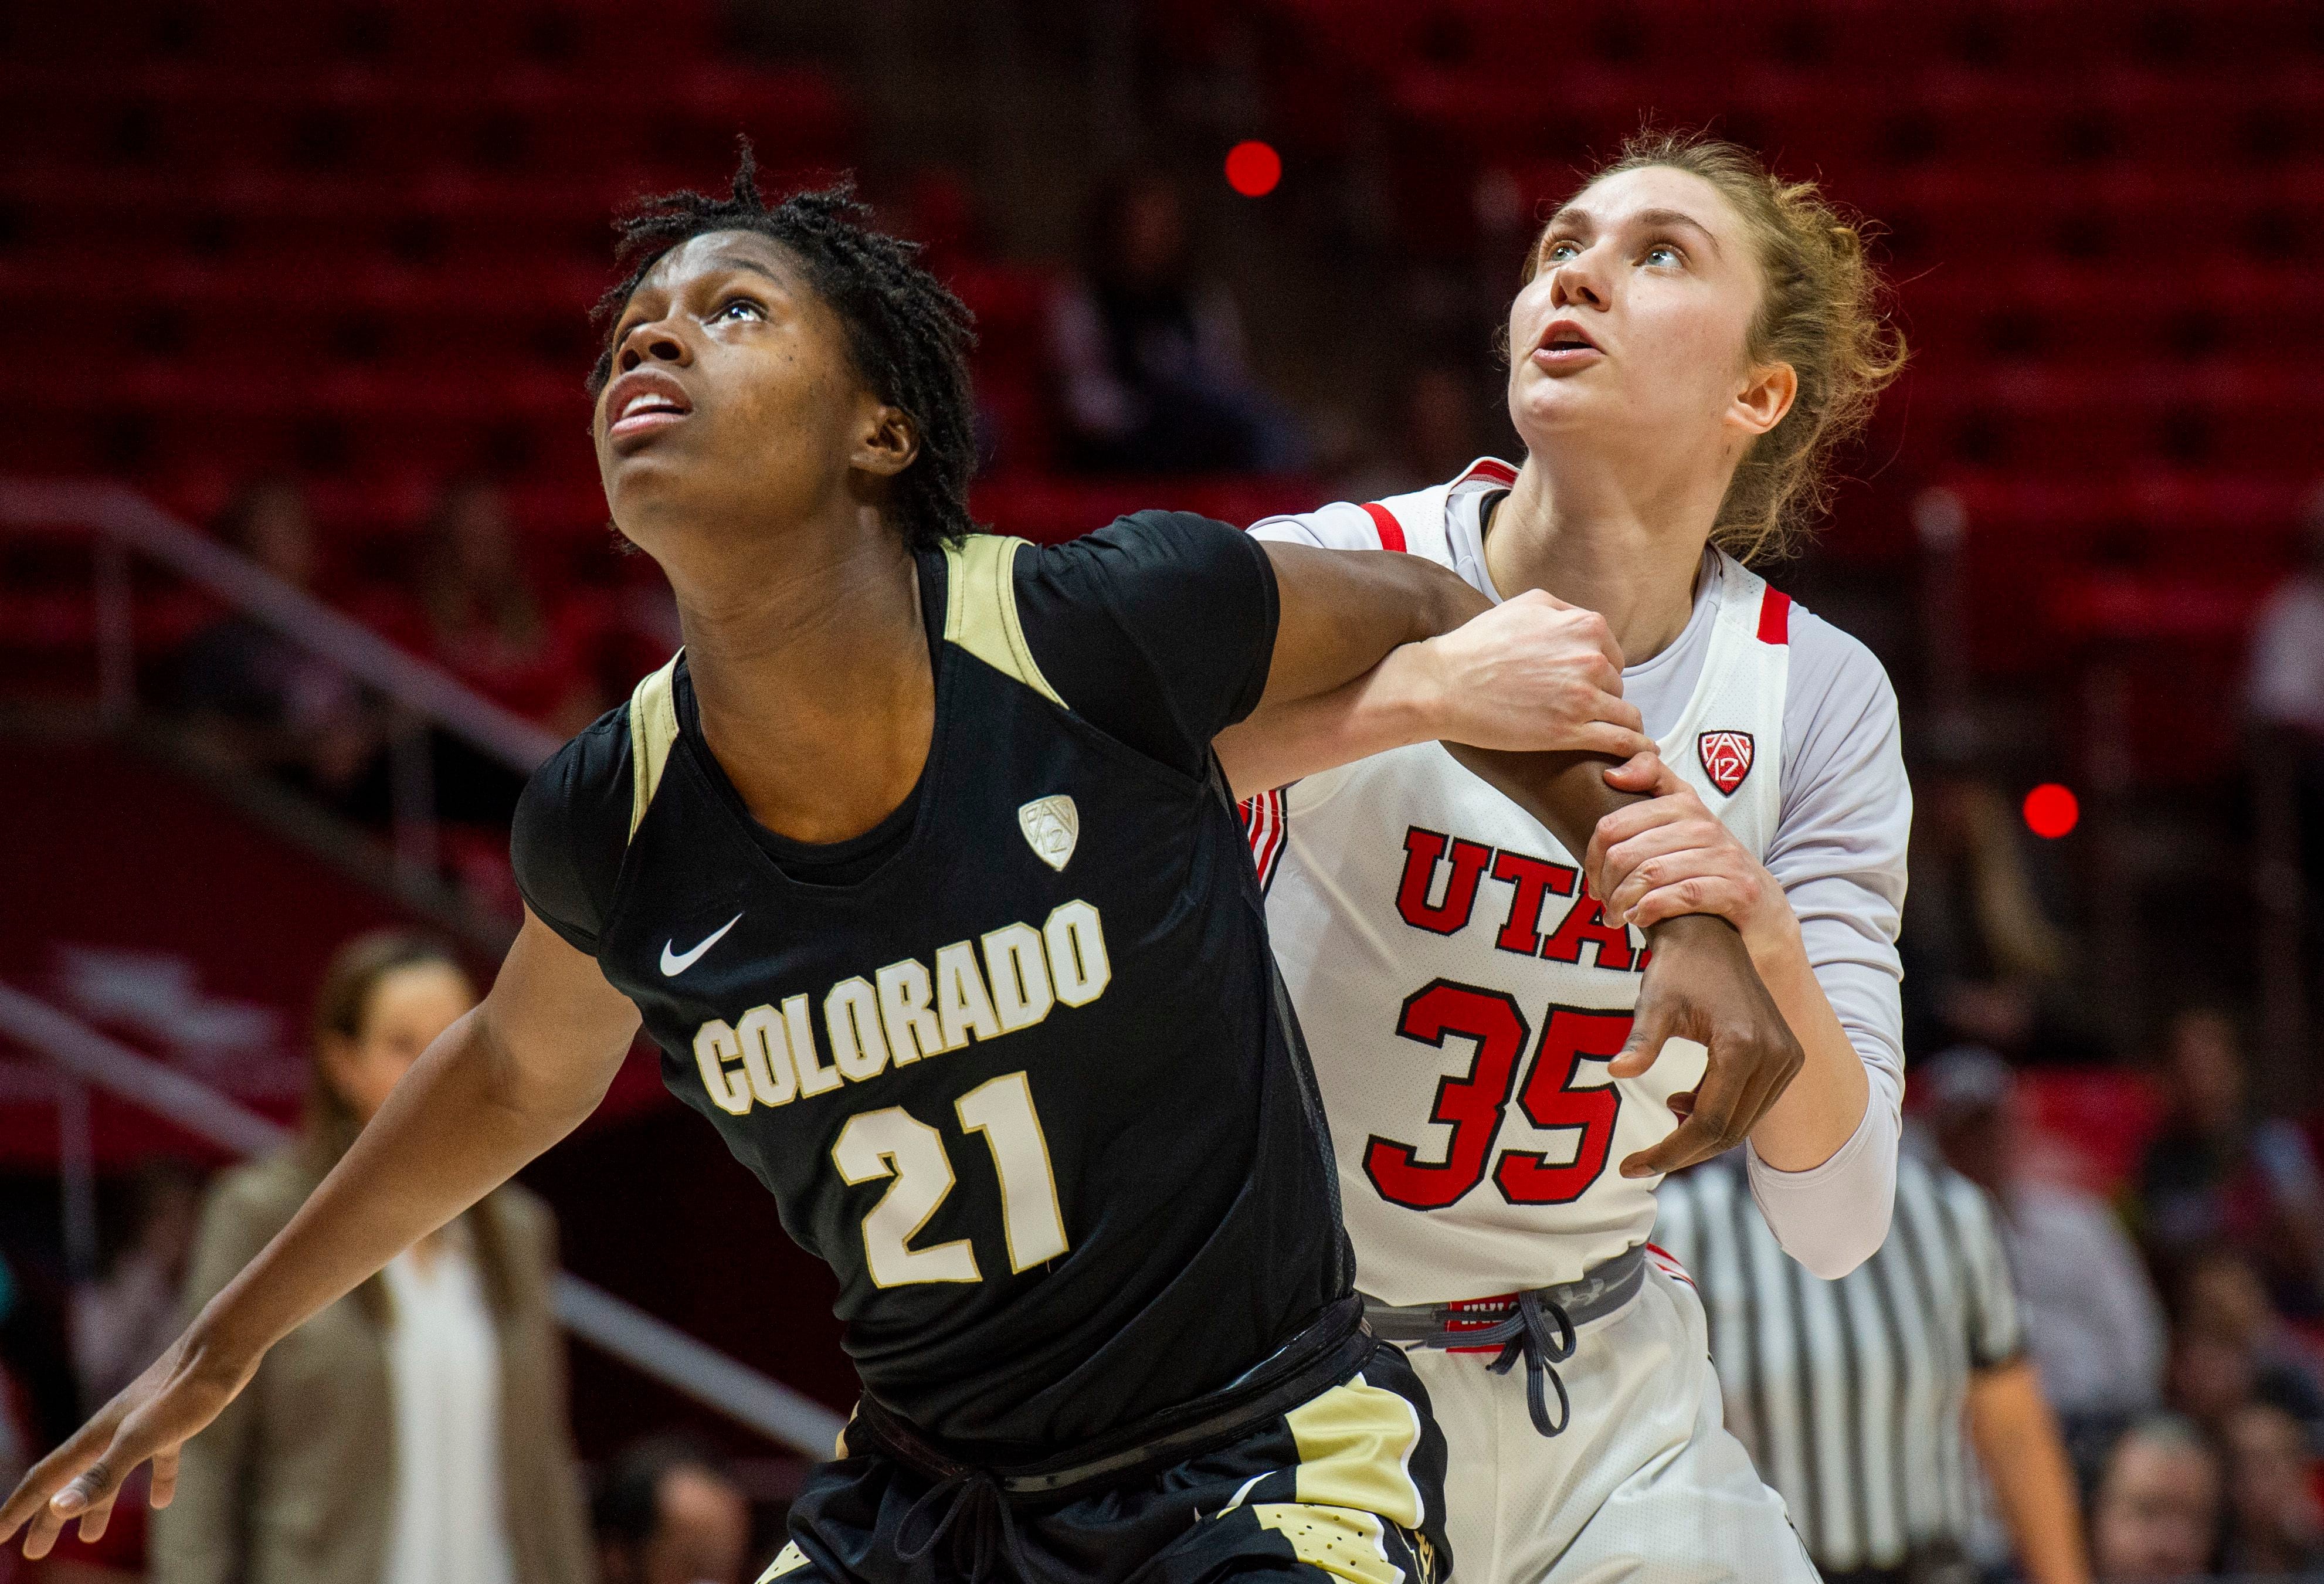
[2222,1401,2324,1575]
[2138,1006,2324,1317]
[357,479,606,823]
[70,1159,204,1409]
[2245,483,2324,739]
[1047,169,1304,475]
[2248,486,2324,1044]
[154,931,593,1584]
[0,1261,35,1584]
[408,479,603,736]
[594,1436,752,1584]
[1920,1048,2167,1433]
[2169,1324,2265,1443]
[0,1256,36,1500]
[1324,361,1493,504]
[2088,1416,2221,1582]
[2172,1249,2324,1432]
[170,477,375,796]
[1901,763,2077,1060]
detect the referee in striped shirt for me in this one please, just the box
[1657,1150,2090,1584]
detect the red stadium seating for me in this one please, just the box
[1252,0,2324,736]
[8,0,2323,779]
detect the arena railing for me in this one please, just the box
[0,966,846,1457]
[0,478,564,893]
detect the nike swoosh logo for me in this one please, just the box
[660,913,743,976]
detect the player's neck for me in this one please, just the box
[669,513,934,846]
[1485,452,1718,666]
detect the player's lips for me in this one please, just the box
[602,368,694,447]
[1531,318,1604,373]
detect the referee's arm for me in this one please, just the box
[1966,1360,2089,1584]
[1956,1179,2092,1584]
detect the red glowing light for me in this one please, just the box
[1225,141,1282,198]
[2023,783,2079,839]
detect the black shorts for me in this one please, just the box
[760,1339,1450,1584]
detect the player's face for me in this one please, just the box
[1504,167,1792,466]
[592,231,905,567]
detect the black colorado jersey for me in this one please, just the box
[513,514,1351,1454]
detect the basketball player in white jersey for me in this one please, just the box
[1217,131,1912,1580]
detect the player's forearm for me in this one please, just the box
[1217,643,1440,800]
[1738,918,1870,1172]
[188,1005,618,1368]
[1251,542,1491,711]
[1444,744,1643,873]
[1968,1361,2093,1584]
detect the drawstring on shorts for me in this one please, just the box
[1470,1288,1577,1437]
[894,1466,1027,1584]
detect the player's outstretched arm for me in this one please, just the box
[1237,541,1804,1179]
[1215,547,1649,801]
[0,908,640,1561]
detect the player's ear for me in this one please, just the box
[854,400,918,479]
[1729,361,1796,438]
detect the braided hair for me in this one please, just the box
[590,144,981,552]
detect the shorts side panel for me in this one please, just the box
[1138,1341,1450,1584]
[756,1541,824,1583]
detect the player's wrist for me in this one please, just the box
[175,1311,264,1393]
[1738,896,1803,971]
[1738,895,1806,976]
[1378,638,1456,749]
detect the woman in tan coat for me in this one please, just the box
[152,932,594,1584]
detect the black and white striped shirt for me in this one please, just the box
[1654,1152,2024,1573]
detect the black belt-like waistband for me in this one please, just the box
[1362,1244,1647,1344]
[852,1293,1370,1504]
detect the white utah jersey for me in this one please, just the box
[1248,459,1794,1303]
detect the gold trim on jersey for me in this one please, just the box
[626,652,684,837]
[942,534,1063,707]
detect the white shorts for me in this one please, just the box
[1406,1260,1815,1584]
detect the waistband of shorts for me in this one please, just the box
[851,1293,1372,1503]
[1362,1244,1647,1347]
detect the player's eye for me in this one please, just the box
[1643,243,1684,267]
[714,297,767,323]
[1543,239,1581,263]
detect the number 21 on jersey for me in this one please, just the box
[1363,980,1630,1210]
[833,1070,1069,1286]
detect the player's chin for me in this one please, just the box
[1508,379,1603,440]
[599,450,703,537]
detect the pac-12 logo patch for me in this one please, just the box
[1697,731,1754,796]
[1018,795,1080,871]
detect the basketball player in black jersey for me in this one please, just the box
[3,161,1804,1584]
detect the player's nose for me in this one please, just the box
[614,314,692,375]
[1548,246,1610,312]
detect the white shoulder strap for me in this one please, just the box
[626,652,683,839]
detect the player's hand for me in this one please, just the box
[1413,591,1651,761]
[1585,753,1791,952]
[1610,912,1804,1179]
[0,1329,255,1559]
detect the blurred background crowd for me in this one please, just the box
[5,0,2323,1579]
